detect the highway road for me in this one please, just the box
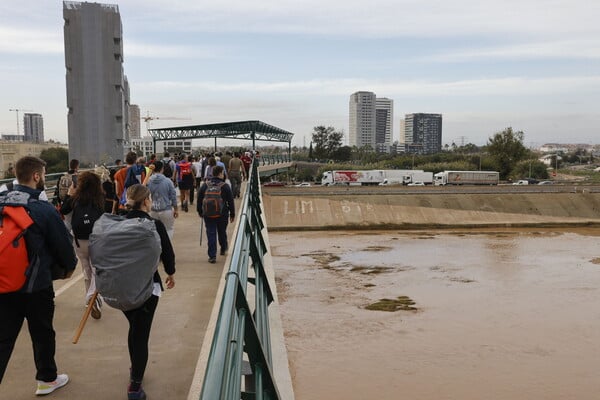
[263,183,600,196]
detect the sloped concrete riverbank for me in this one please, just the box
[263,192,600,230]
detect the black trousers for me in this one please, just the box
[0,287,57,383]
[123,294,159,383]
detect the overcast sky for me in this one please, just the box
[1,0,599,148]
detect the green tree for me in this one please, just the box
[39,147,69,173]
[311,126,343,160]
[511,159,549,180]
[486,127,529,179]
[330,145,352,162]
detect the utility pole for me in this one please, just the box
[8,108,32,135]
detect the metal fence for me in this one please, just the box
[200,158,281,400]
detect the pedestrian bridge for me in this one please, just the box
[1,160,294,400]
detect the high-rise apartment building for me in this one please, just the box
[403,113,442,154]
[63,1,129,166]
[23,113,44,143]
[129,104,141,139]
[375,98,393,153]
[349,91,376,148]
[349,92,395,152]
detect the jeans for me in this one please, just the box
[122,294,159,383]
[229,173,242,198]
[204,215,229,259]
[0,287,57,383]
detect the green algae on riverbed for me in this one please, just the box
[365,296,418,312]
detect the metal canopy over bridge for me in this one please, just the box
[148,120,294,152]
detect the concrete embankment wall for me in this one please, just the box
[263,192,600,230]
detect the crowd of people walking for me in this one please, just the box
[0,148,257,398]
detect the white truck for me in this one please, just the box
[434,170,499,186]
[322,170,419,186]
[400,171,434,185]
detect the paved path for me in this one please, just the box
[1,200,238,400]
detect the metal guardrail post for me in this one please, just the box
[200,157,281,400]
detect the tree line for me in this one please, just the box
[299,125,572,181]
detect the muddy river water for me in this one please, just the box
[269,228,600,400]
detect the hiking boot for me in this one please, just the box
[208,257,216,264]
[127,382,146,400]
[220,246,228,256]
[36,373,69,395]
[91,297,102,320]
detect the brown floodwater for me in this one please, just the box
[269,228,600,400]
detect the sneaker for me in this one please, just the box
[91,297,102,320]
[220,246,228,256]
[127,385,147,400]
[36,373,69,395]
[208,257,216,264]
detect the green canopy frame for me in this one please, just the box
[148,120,294,155]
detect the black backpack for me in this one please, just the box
[162,159,173,178]
[71,202,104,241]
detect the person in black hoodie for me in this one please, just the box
[60,171,105,319]
[122,184,175,400]
[197,165,235,263]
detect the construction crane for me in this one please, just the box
[142,111,190,134]
[8,108,33,135]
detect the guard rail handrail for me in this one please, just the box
[200,158,281,400]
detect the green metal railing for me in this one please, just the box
[200,158,281,400]
[259,154,291,166]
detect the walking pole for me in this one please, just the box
[72,291,98,344]
[199,218,204,246]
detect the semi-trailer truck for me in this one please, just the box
[434,170,499,186]
[322,170,423,186]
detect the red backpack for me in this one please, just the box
[179,161,192,178]
[0,205,34,293]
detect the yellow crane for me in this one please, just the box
[142,111,190,133]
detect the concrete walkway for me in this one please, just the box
[0,201,237,399]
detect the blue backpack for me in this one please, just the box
[120,166,144,205]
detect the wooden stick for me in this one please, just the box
[72,291,98,344]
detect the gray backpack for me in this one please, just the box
[89,214,161,311]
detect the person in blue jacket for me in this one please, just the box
[0,156,78,395]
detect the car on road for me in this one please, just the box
[512,180,529,185]
[407,181,425,186]
[538,180,554,185]
[294,182,312,187]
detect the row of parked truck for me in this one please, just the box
[321,170,500,186]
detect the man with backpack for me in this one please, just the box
[197,165,235,263]
[176,154,194,212]
[0,156,77,394]
[54,159,79,230]
[55,159,79,205]
[114,152,145,213]
[161,152,176,185]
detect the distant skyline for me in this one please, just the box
[1,0,599,148]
